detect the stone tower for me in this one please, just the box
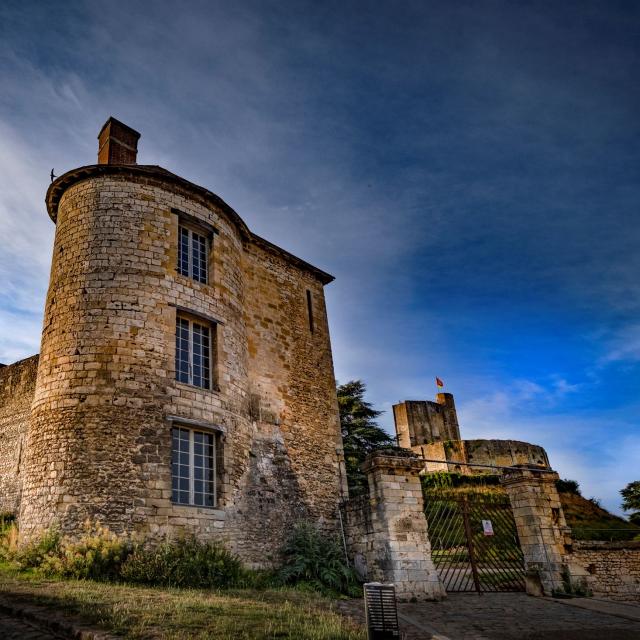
[393,393,461,448]
[18,118,345,562]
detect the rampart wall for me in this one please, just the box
[567,540,640,603]
[417,439,550,474]
[0,355,38,515]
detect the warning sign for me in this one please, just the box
[482,519,494,536]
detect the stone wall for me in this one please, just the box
[0,355,38,514]
[416,439,550,474]
[342,452,445,601]
[18,164,344,566]
[393,394,460,448]
[239,240,346,542]
[502,469,571,595]
[567,541,640,603]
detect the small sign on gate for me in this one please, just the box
[482,519,494,536]
[363,583,400,639]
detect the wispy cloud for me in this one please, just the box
[600,324,640,364]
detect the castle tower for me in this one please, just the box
[393,392,461,448]
[19,119,345,560]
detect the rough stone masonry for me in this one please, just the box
[0,118,347,565]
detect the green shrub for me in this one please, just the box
[14,527,61,569]
[421,472,502,491]
[120,536,245,588]
[278,522,360,596]
[556,479,581,495]
[0,517,19,563]
[38,523,132,580]
[0,513,15,531]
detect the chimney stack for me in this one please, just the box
[97,117,140,165]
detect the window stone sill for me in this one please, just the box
[169,504,225,520]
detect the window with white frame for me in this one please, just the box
[171,426,216,507]
[177,225,209,284]
[175,315,213,389]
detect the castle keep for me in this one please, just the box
[393,393,550,474]
[0,118,346,563]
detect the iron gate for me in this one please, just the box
[424,490,526,593]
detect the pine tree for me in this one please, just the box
[337,380,394,491]
[621,480,640,524]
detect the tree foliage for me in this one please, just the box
[337,380,394,491]
[555,478,581,495]
[621,480,640,522]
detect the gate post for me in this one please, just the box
[501,468,571,596]
[357,451,445,601]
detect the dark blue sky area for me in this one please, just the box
[1,1,639,513]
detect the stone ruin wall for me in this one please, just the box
[0,355,39,515]
[567,541,640,603]
[17,170,343,566]
[417,439,551,474]
[393,395,460,448]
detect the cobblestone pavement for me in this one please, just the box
[339,593,640,639]
[0,610,68,639]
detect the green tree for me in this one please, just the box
[621,481,640,524]
[337,380,394,491]
[555,479,581,495]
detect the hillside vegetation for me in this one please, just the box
[560,491,640,540]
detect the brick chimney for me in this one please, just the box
[97,117,140,165]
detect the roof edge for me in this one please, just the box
[45,164,334,285]
[249,233,334,285]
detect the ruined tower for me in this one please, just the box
[18,118,345,561]
[393,393,461,448]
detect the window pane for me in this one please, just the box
[175,318,190,383]
[178,227,190,277]
[192,231,208,284]
[171,426,216,508]
[191,323,210,389]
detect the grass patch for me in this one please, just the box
[0,563,365,639]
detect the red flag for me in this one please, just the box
[436,377,444,388]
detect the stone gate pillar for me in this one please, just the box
[344,451,444,601]
[501,468,571,596]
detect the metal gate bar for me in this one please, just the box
[424,490,526,593]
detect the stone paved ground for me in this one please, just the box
[339,593,640,640]
[0,610,68,639]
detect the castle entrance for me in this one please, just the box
[423,489,526,593]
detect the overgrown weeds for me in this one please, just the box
[120,537,247,589]
[278,522,360,596]
[0,518,360,596]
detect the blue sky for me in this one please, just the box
[1,1,639,515]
